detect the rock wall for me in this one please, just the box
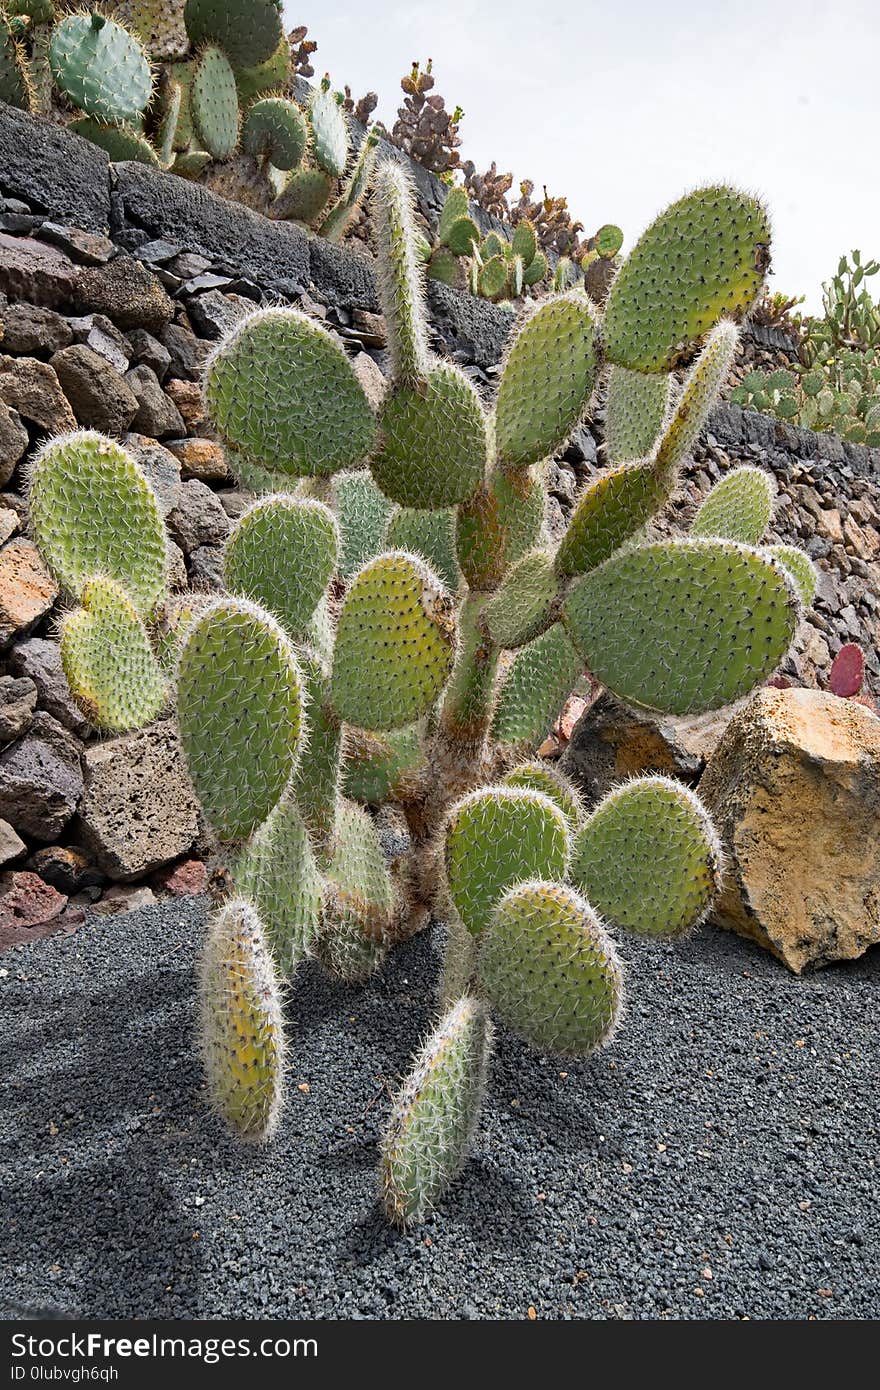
[0,103,877,942]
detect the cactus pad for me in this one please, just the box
[342,723,423,804]
[385,507,460,593]
[309,84,348,177]
[381,996,493,1227]
[234,792,322,975]
[242,97,307,170]
[331,552,456,730]
[765,544,817,606]
[484,549,559,648]
[570,776,723,936]
[455,467,544,590]
[604,365,670,464]
[69,117,160,166]
[0,16,34,110]
[204,308,378,476]
[113,0,190,62]
[373,365,488,509]
[555,461,670,578]
[50,12,152,126]
[372,161,431,388]
[333,470,395,579]
[491,622,583,745]
[563,538,799,714]
[198,898,285,1142]
[494,294,599,468]
[502,761,582,826]
[604,187,770,372]
[60,576,166,732]
[690,465,775,545]
[29,431,167,614]
[654,321,740,472]
[183,0,282,69]
[273,167,335,225]
[176,598,304,840]
[479,881,622,1057]
[445,786,570,937]
[191,46,240,161]
[313,801,395,983]
[223,496,338,639]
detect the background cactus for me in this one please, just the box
[24,168,815,1229]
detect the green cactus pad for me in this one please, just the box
[50,12,152,126]
[478,254,509,300]
[318,124,380,243]
[342,723,424,804]
[479,881,622,1058]
[198,897,285,1142]
[291,647,342,854]
[234,791,323,975]
[385,507,460,592]
[332,470,395,580]
[445,786,570,937]
[490,622,583,745]
[331,552,456,731]
[511,219,538,266]
[226,453,288,495]
[184,0,282,69]
[272,167,335,224]
[381,996,493,1228]
[563,538,799,715]
[456,466,544,589]
[313,800,395,982]
[654,321,740,472]
[204,307,378,477]
[242,97,307,170]
[604,186,770,373]
[312,901,389,984]
[484,549,559,648]
[604,365,670,464]
[70,117,160,166]
[373,161,431,388]
[764,544,817,606]
[554,461,670,577]
[594,223,624,258]
[172,149,213,179]
[570,776,723,937]
[494,294,599,468]
[445,216,479,256]
[373,365,488,509]
[223,496,338,639]
[309,84,348,177]
[690,465,775,545]
[523,250,549,287]
[29,431,167,615]
[0,16,34,110]
[176,598,304,841]
[437,186,469,242]
[190,46,239,160]
[427,246,458,285]
[502,761,583,826]
[234,34,290,106]
[60,576,166,733]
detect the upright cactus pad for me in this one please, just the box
[494,294,599,468]
[373,365,488,509]
[198,898,285,1143]
[342,723,423,805]
[61,576,165,733]
[372,162,431,389]
[569,777,723,937]
[318,124,381,243]
[234,791,323,976]
[29,431,166,614]
[691,465,775,545]
[191,45,239,161]
[445,786,570,937]
[385,507,460,593]
[563,538,800,714]
[313,801,396,983]
[183,0,282,68]
[0,15,34,110]
[604,187,770,372]
[309,84,348,177]
[484,549,559,648]
[242,97,307,171]
[490,622,583,745]
[204,308,378,476]
[455,467,544,590]
[479,881,623,1057]
[50,12,152,126]
[234,34,291,107]
[291,646,342,853]
[333,470,394,580]
[380,996,493,1228]
[273,168,335,225]
[554,461,669,578]
[502,761,583,826]
[223,496,338,640]
[604,365,670,464]
[331,552,457,731]
[176,598,304,840]
[765,544,818,606]
[654,321,740,473]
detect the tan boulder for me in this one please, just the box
[698,687,880,972]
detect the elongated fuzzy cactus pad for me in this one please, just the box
[654,321,740,473]
[234,792,323,976]
[61,576,166,733]
[604,366,670,464]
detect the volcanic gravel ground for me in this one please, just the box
[1,899,878,1320]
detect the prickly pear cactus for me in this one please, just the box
[49,12,152,126]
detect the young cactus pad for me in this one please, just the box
[60,575,166,733]
[373,364,488,509]
[380,996,493,1228]
[691,465,776,545]
[479,880,623,1057]
[28,431,167,614]
[176,598,305,840]
[49,12,152,126]
[191,46,240,161]
[234,791,323,976]
[604,365,670,465]
[204,307,378,476]
[198,897,286,1143]
[569,777,723,937]
[223,496,339,640]
[444,786,571,937]
[331,552,457,731]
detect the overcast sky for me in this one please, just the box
[285,0,877,311]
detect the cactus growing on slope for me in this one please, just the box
[26,166,813,1211]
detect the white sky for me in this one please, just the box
[284,0,877,311]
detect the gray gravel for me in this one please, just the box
[2,899,878,1320]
